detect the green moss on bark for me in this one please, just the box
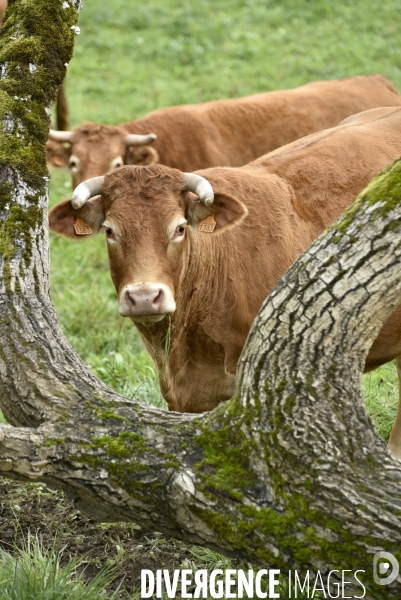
[194,398,258,502]
[44,437,65,447]
[0,0,79,274]
[75,430,179,503]
[331,158,401,239]
[86,432,147,459]
[187,390,400,599]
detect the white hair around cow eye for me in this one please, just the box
[109,156,124,170]
[102,222,118,244]
[171,221,187,241]
[68,154,80,173]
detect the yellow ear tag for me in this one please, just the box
[74,218,93,236]
[198,214,216,233]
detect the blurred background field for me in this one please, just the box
[3,0,401,597]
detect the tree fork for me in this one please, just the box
[1,2,401,598]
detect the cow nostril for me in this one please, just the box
[126,291,136,307]
[153,289,164,306]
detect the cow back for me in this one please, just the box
[123,75,401,171]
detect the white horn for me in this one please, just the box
[72,176,105,209]
[183,173,214,206]
[49,129,73,143]
[125,133,157,146]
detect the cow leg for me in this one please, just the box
[387,356,401,459]
[56,80,69,132]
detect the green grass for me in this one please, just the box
[65,0,401,126]
[0,534,118,600]
[362,362,399,441]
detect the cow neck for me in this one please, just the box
[176,227,245,338]
[132,316,171,373]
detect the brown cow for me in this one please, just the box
[49,75,401,186]
[49,106,401,457]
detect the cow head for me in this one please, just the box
[49,124,158,187]
[49,165,248,324]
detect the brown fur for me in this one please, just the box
[0,0,6,26]
[56,81,69,132]
[49,107,401,420]
[52,75,401,186]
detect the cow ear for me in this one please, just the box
[186,191,248,233]
[49,195,105,240]
[46,140,71,167]
[126,145,159,166]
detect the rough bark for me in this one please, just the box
[1,2,401,599]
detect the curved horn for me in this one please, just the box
[125,133,157,146]
[183,173,214,206]
[71,176,105,209]
[49,129,73,143]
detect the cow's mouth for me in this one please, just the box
[129,313,168,324]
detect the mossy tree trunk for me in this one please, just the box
[0,0,79,423]
[1,2,401,599]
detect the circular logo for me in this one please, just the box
[373,552,399,586]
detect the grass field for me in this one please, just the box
[3,0,401,597]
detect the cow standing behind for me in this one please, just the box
[50,106,401,458]
[48,75,401,186]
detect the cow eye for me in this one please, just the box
[68,156,79,172]
[110,156,124,169]
[103,225,118,243]
[173,224,186,238]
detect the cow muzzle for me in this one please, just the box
[119,283,176,322]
